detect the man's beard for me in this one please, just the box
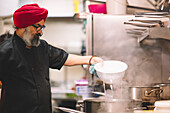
[22,28,41,47]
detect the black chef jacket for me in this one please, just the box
[0,32,68,113]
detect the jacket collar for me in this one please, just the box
[14,31,27,48]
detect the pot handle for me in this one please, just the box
[145,89,163,97]
[55,106,85,113]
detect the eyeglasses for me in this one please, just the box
[32,24,46,32]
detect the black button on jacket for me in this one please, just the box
[0,32,68,113]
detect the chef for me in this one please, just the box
[0,3,103,113]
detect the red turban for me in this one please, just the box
[13,3,48,28]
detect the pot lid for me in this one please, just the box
[129,86,160,88]
[84,98,130,102]
[156,83,170,86]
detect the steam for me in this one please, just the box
[95,60,129,113]
[90,16,166,112]
[97,101,127,113]
[96,81,129,113]
[94,49,162,112]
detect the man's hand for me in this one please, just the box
[90,56,104,65]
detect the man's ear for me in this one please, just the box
[16,28,26,38]
[20,28,27,33]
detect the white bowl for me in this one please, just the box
[94,60,128,83]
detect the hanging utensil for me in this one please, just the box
[124,21,159,28]
[129,19,164,27]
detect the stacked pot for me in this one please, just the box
[154,83,170,100]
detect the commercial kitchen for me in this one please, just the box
[0,0,170,113]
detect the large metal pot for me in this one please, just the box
[84,98,104,113]
[155,83,170,100]
[83,98,131,113]
[129,86,162,102]
[56,99,131,113]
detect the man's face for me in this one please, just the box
[22,27,41,47]
[22,19,45,47]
